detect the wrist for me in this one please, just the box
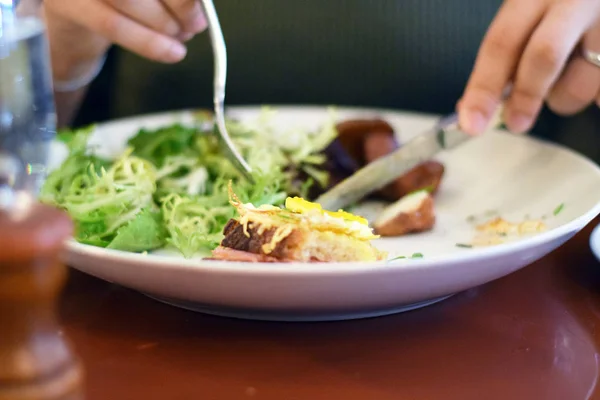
[52,53,107,92]
[44,6,110,91]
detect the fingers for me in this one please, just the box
[547,24,600,115]
[46,0,187,63]
[43,5,112,82]
[458,0,545,135]
[162,0,206,38]
[106,0,180,37]
[505,2,595,132]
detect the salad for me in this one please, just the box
[41,109,338,258]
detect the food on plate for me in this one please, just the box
[334,119,395,164]
[41,108,445,258]
[377,161,445,200]
[362,130,400,163]
[323,117,445,236]
[209,185,387,263]
[461,216,548,247]
[40,109,337,258]
[476,216,547,235]
[324,118,395,185]
[373,190,435,237]
[324,118,445,201]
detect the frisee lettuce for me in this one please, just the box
[107,208,167,252]
[42,109,336,257]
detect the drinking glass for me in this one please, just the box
[0,0,55,199]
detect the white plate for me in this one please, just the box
[56,106,600,321]
[591,225,600,262]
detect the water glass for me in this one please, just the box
[0,0,55,198]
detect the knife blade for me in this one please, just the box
[315,109,503,211]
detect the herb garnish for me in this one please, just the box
[553,203,564,216]
[388,255,407,261]
[387,252,424,261]
[456,243,473,248]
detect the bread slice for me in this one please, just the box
[216,218,384,262]
[210,184,386,263]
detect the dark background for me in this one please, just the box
[74,0,600,163]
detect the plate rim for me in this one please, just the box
[62,106,600,275]
[590,224,600,261]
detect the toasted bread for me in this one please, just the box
[210,184,386,263]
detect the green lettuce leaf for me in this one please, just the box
[161,173,287,258]
[107,208,167,252]
[40,125,111,205]
[128,124,198,167]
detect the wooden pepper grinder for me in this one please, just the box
[0,188,84,400]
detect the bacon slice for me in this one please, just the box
[207,246,285,263]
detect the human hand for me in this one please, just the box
[43,0,207,83]
[458,0,600,135]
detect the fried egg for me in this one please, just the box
[283,197,377,240]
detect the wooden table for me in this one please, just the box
[60,219,600,400]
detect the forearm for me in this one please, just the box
[51,53,107,128]
[51,55,105,128]
[45,6,110,128]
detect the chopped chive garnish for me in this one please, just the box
[456,243,473,248]
[466,215,476,223]
[553,203,564,216]
[389,253,424,261]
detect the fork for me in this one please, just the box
[199,0,254,183]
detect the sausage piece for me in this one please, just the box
[335,119,395,165]
[321,117,445,203]
[362,131,444,199]
[373,190,436,236]
[323,119,397,191]
[379,161,445,200]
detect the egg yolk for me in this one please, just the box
[324,210,368,225]
[285,197,322,213]
[284,197,368,225]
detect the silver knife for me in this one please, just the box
[315,109,503,211]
